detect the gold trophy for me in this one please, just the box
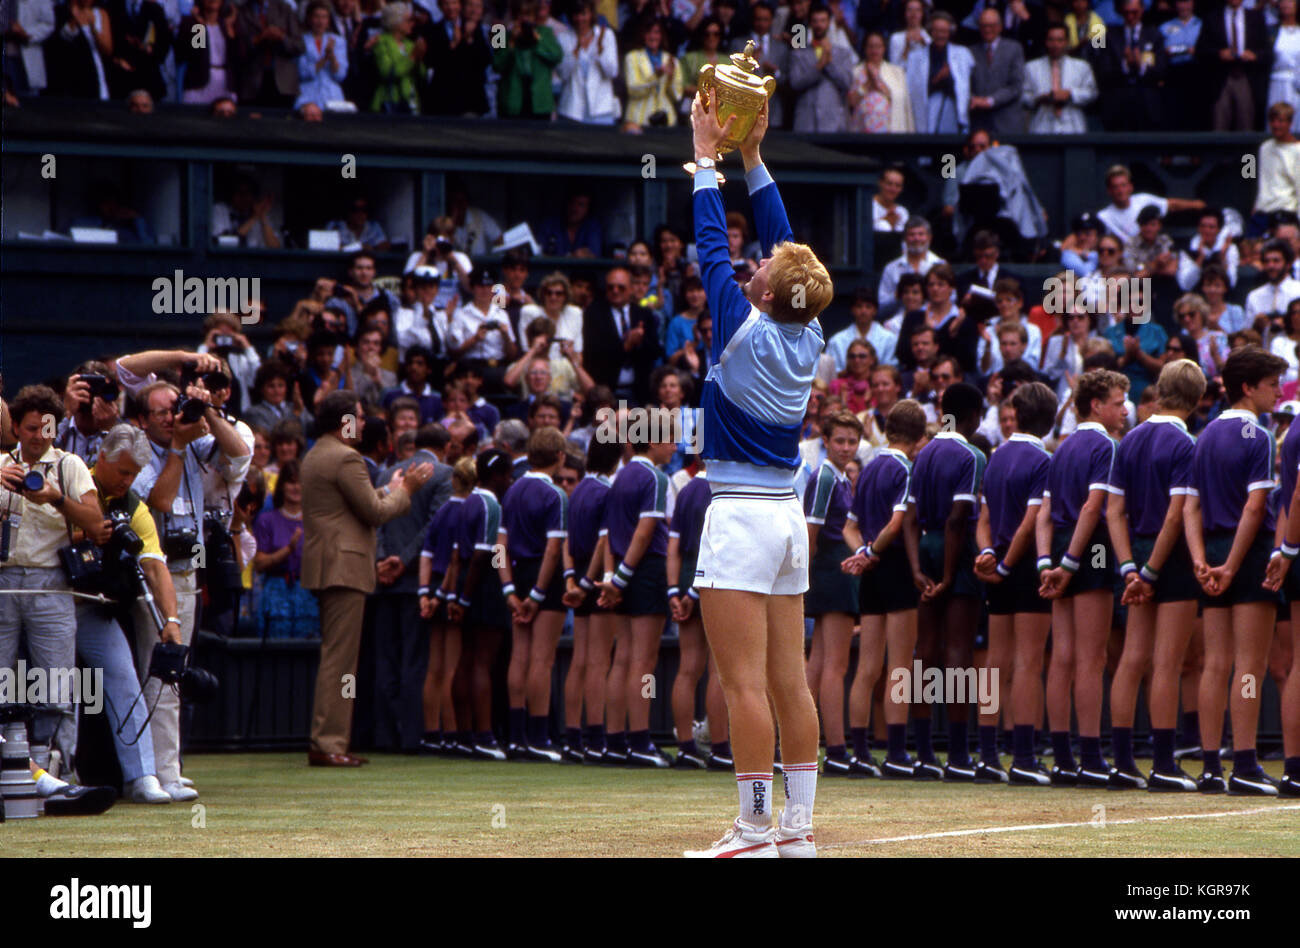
[684,41,778,185]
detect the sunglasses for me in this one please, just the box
[848,353,871,359]
[1100,246,1120,255]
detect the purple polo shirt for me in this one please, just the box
[911,431,987,532]
[669,473,711,557]
[1046,422,1117,531]
[568,473,611,565]
[849,448,912,542]
[1190,409,1276,533]
[502,470,567,562]
[1108,415,1196,537]
[605,455,669,560]
[420,496,464,574]
[252,509,304,579]
[1281,417,1300,518]
[804,460,853,544]
[982,434,1051,549]
[456,487,502,562]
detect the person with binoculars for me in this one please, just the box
[116,349,253,801]
[1,384,107,788]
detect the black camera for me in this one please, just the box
[58,509,145,597]
[147,642,219,705]
[202,509,243,595]
[162,527,200,562]
[211,333,236,351]
[77,373,119,414]
[22,470,44,493]
[435,236,454,254]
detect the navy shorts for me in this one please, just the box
[615,553,668,617]
[985,554,1050,616]
[1129,534,1200,604]
[1200,530,1279,609]
[511,556,567,613]
[858,544,920,616]
[1052,527,1114,597]
[919,530,981,600]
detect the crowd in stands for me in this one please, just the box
[7,0,1300,134]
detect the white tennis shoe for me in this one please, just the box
[684,820,779,858]
[775,822,817,858]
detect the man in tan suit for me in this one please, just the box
[301,391,433,766]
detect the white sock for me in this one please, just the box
[33,768,68,797]
[736,772,774,828]
[781,762,818,827]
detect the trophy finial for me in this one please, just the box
[731,40,760,73]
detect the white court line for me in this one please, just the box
[821,803,1300,849]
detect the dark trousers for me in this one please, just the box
[372,592,429,752]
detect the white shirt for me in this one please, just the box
[1098,193,1169,243]
[1224,7,1246,58]
[516,303,584,360]
[1176,233,1240,291]
[449,301,516,361]
[877,249,945,306]
[1256,139,1300,214]
[873,197,909,233]
[1245,276,1300,323]
[394,301,448,359]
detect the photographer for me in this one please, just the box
[117,349,252,801]
[0,385,107,779]
[448,266,520,395]
[197,314,261,415]
[78,424,182,804]
[57,360,121,466]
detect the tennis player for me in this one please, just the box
[683,93,832,859]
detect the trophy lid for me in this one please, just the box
[729,40,760,74]
[714,39,770,91]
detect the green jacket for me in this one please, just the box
[371,33,420,113]
[492,25,563,117]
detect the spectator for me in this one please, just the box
[1104,278,1167,399]
[1097,0,1167,132]
[1196,0,1271,132]
[848,31,913,132]
[498,248,535,335]
[905,10,971,133]
[680,16,727,117]
[210,94,237,116]
[898,262,978,374]
[979,277,1042,373]
[423,0,492,115]
[1065,0,1105,53]
[1060,213,1103,277]
[650,364,697,474]
[44,0,112,100]
[1250,102,1300,237]
[494,417,530,478]
[556,0,619,124]
[494,0,563,119]
[582,263,661,404]
[663,272,708,363]
[504,318,590,404]
[539,188,603,257]
[1096,164,1203,244]
[1122,205,1178,279]
[104,0,171,102]
[371,2,423,113]
[1175,293,1229,379]
[68,179,154,244]
[448,266,520,392]
[244,361,310,432]
[1274,298,1300,384]
[337,251,401,333]
[1177,208,1240,291]
[1198,263,1246,335]
[828,287,898,372]
[888,0,929,66]
[518,270,584,362]
[349,323,398,404]
[733,1,788,127]
[2,0,54,98]
[872,165,908,232]
[212,174,281,249]
[297,0,349,113]
[653,224,693,319]
[405,217,471,310]
[252,458,318,638]
[957,230,1020,299]
[448,187,503,255]
[1023,22,1098,134]
[177,0,237,105]
[382,345,443,423]
[829,339,877,415]
[328,196,388,252]
[1245,237,1300,326]
[789,3,852,132]
[1042,311,1100,405]
[623,16,681,130]
[394,266,444,360]
[125,86,152,112]
[878,216,945,307]
[1160,0,1202,130]
[1270,0,1300,134]
[234,0,305,108]
[968,5,1024,135]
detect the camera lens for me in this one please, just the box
[22,471,44,493]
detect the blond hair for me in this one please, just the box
[766,241,833,324]
[451,456,477,494]
[1155,359,1207,413]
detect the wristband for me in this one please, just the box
[995,561,1011,578]
[1118,560,1137,579]
[1060,553,1080,574]
[667,586,681,600]
[529,587,545,603]
[1138,563,1159,583]
[687,587,700,601]
[436,588,449,600]
[458,596,472,608]
[864,544,876,560]
[602,571,614,585]
[563,568,575,580]
[578,576,595,592]
[612,562,634,589]
[1036,556,1052,573]
[1283,542,1300,561]
[853,544,867,557]
[980,547,996,560]
[165,616,181,626]
[501,582,516,598]
[417,585,430,597]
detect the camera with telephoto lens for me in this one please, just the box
[147,642,219,705]
[435,236,453,254]
[59,509,145,597]
[175,364,215,424]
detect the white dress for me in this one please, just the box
[1269,25,1300,135]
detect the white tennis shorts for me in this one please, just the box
[695,483,809,595]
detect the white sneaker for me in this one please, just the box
[127,775,172,804]
[775,822,817,858]
[684,820,779,858]
[162,781,199,802]
[178,776,194,788]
